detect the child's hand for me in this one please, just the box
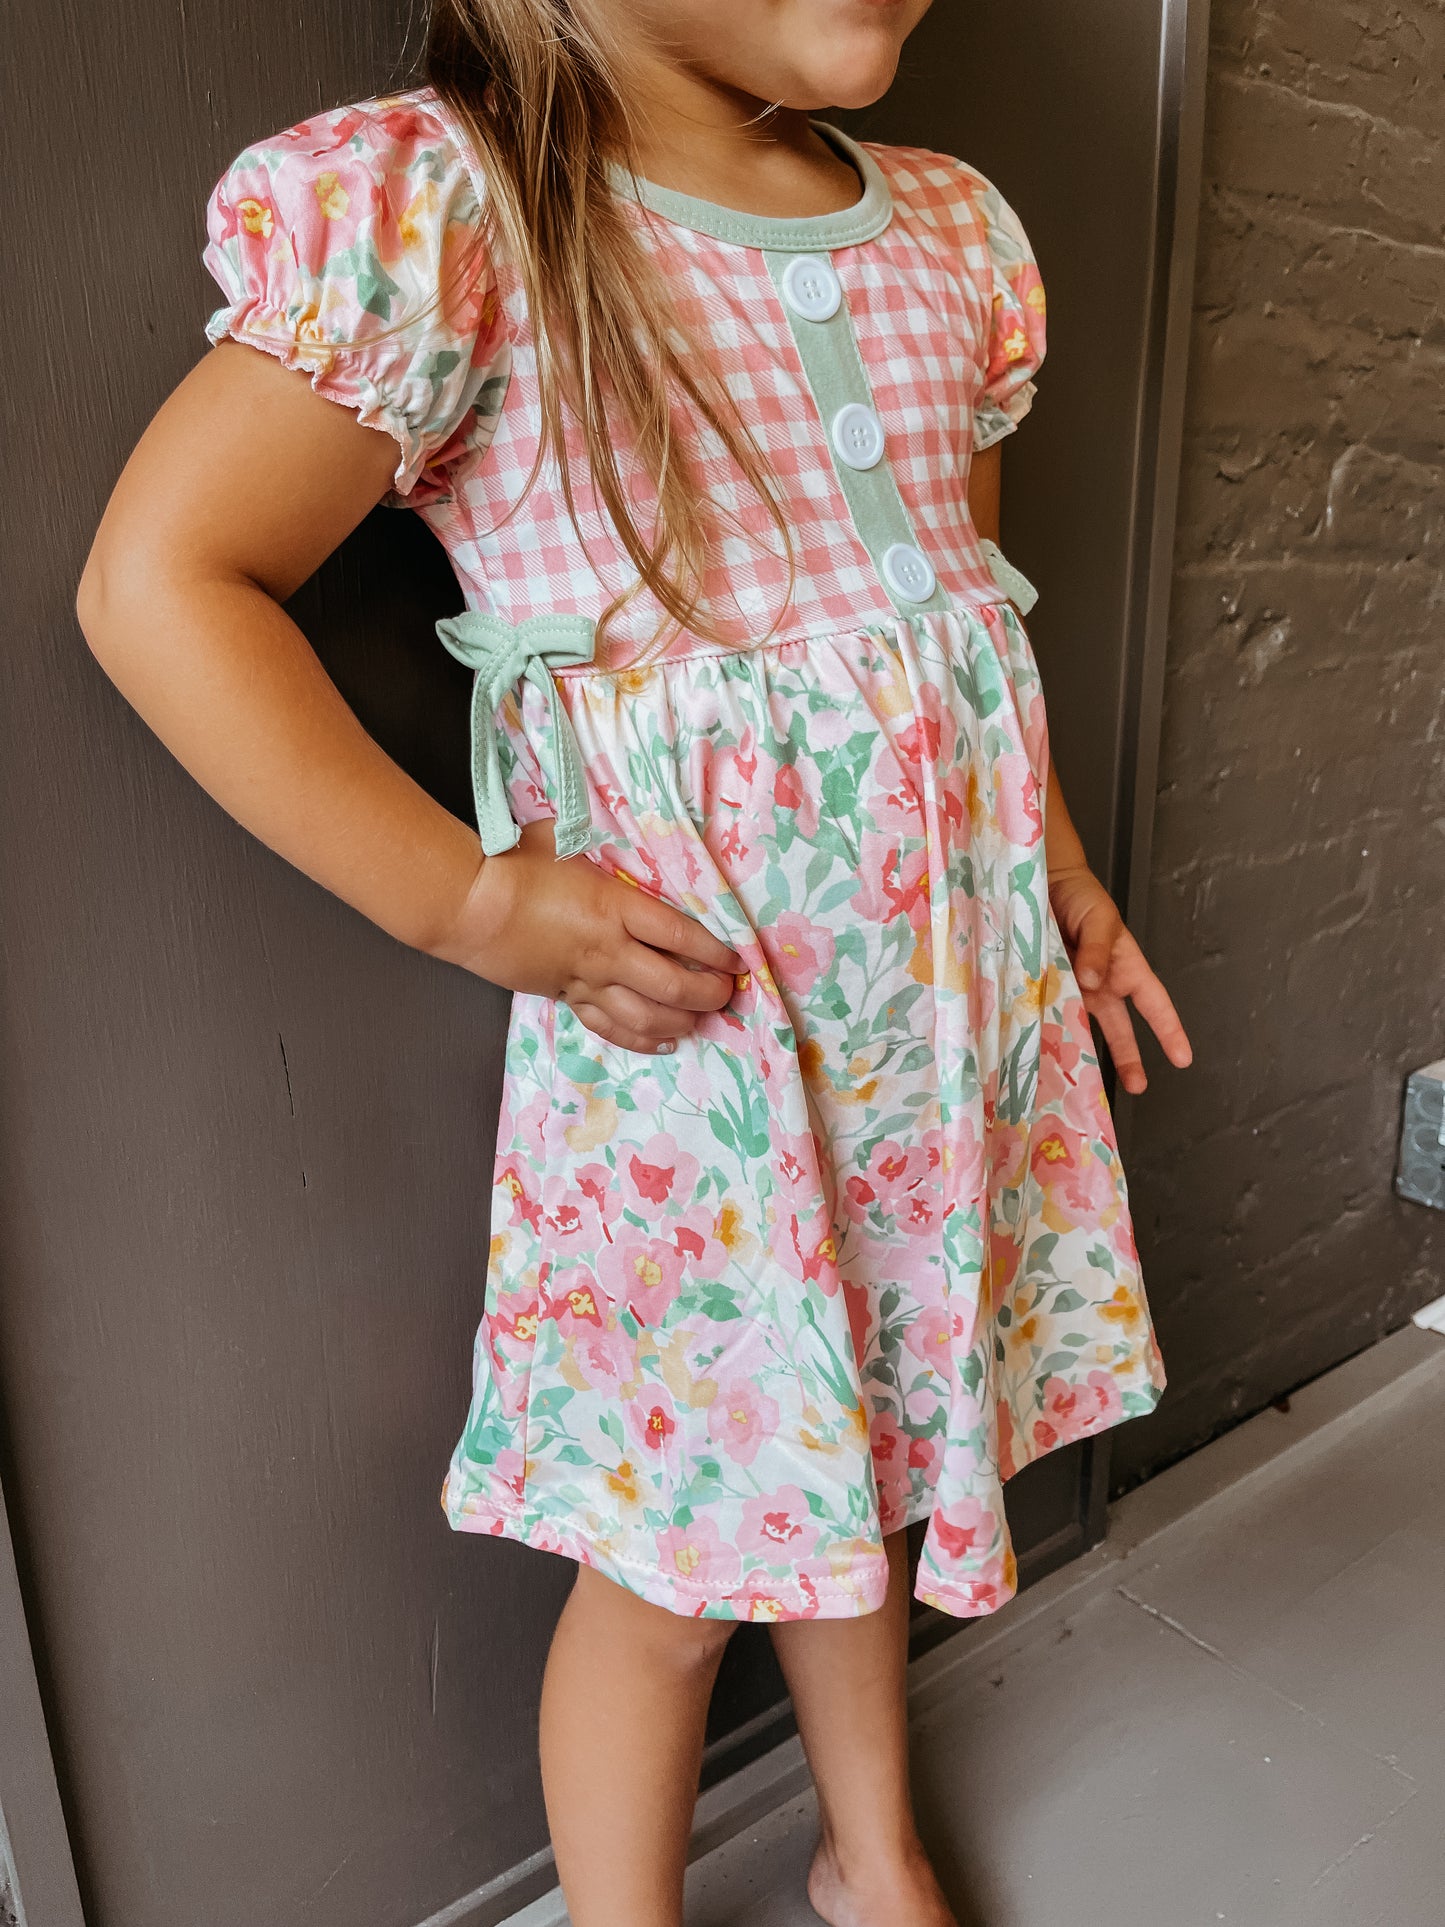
[1047,864,1193,1096]
[436,822,742,1056]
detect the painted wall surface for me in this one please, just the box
[1114,0,1445,1489]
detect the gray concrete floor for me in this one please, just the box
[681,1327,1445,1927]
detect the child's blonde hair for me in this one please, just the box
[426,0,793,651]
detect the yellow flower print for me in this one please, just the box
[313,171,350,220]
[715,1200,745,1251]
[1099,1283,1143,1333]
[672,1540,704,1579]
[604,1460,642,1508]
[563,1094,618,1154]
[1002,326,1029,364]
[397,181,438,252]
[796,1034,826,1085]
[1027,284,1047,315]
[237,197,274,238]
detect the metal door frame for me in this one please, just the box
[1091,0,1213,1526]
[0,1471,86,1926]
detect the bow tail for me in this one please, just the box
[532,664,595,860]
[469,670,525,857]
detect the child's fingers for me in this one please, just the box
[1124,967,1194,1068]
[567,992,685,1057]
[620,887,743,977]
[612,938,735,1014]
[1091,993,1148,1095]
[1072,902,1122,992]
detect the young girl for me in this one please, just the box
[80,1,1191,1920]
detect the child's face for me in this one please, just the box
[618,0,934,113]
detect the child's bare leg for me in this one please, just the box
[768,1528,957,1927]
[539,1563,734,1927]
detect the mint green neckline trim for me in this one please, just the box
[609,123,891,250]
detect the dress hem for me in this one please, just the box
[442,1368,1166,1624]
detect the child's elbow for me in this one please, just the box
[76,534,143,671]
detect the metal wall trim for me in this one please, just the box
[0,1472,86,1927]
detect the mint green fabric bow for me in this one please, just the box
[979,538,1039,617]
[435,611,598,860]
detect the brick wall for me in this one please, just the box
[1112,0,1445,1488]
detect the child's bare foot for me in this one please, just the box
[807,1833,959,1927]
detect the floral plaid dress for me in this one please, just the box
[204,87,1166,1622]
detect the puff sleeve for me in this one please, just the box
[969,176,1047,452]
[202,95,511,506]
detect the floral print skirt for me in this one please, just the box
[441,602,1166,1620]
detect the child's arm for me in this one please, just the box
[967,444,1192,1093]
[77,344,740,1056]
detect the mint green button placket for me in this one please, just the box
[435,611,597,859]
[765,249,950,621]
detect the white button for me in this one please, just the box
[780,254,842,323]
[880,542,936,603]
[830,402,885,471]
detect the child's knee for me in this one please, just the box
[571,1564,737,1669]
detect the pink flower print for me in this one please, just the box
[851,836,932,933]
[619,1133,701,1222]
[627,1387,678,1455]
[774,762,804,810]
[498,1162,542,1233]
[862,1138,938,1236]
[774,1129,823,1198]
[929,1495,997,1565]
[1030,1125,1117,1218]
[894,685,955,781]
[508,1091,552,1164]
[906,1432,940,1476]
[782,1204,842,1294]
[656,1516,742,1590]
[992,752,1043,848]
[490,1448,527,1507]
[903,1306,960,1374]
[571,1324,635,1393]
[951,1547,1017,1614]
[542,1269,605,1332]
[843,1173,877,1221]
[772,760,820,836]
[598,1234,686,1327]
[669,1205,730,1281]
[708,1376,780,1466]
[766,911,836,994]
[1033,1371,1125,1452]
[995,1397,1019,1480]
[740,1485,819,1560]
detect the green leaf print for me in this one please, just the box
[355,248,403,320]
[557,1047,608,1085]
[531,1386,575,1419]
[816,876,862,914]
[1087,1243,1118,1273]
[1050,1288,1087,1313]
[598,1410,624,1450]
[958,1353,985,1395]
[474,374,510,419]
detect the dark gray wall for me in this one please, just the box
[1114,0,1445,1489]
[2,4,1194,1925]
